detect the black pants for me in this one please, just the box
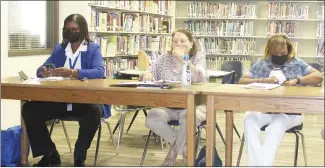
[21,101,103,160]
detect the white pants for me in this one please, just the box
[244,112,304,166]
[145,105,206,153]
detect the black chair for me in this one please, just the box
[236,123,307,166]
[219,61,243,140]
[111,72,151,150]
[49,116,116,166]
[140,120,226,166]
[308,62,321,71]
[221,60,243,84]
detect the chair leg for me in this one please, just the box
[233,123,241,140]
[195,127,202,156]
[49,119,57,136]
[126,110,140,133]
[61,121,72,153]
[297,131,307,166]
[293,131,300,167]
[140,130,152,166]
[117,113,126,150]
[143,109,148,117]
[236,133,245,166]
[160,136,164,150]
[112,118,120,135]
[103,119,117,151]
[215,122,226,145]
[94,124,102,167]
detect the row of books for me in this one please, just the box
[184,20,254,37]
[196,38,257,55]
[104,59,138,79]
[186,2,256,18]
[268,2,309,19]
[89,0,171,15]
[90,11,171,33]
[317,39,324,57]
[318,6,324,20]
[207,57,252,74]
[91,35,171,57]
[317,22,324,38]
[267,21,296,37]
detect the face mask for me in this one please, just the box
[271,55,288,65]
[63,29,81,43]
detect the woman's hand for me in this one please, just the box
[139,72,154,81]
[264,76,278,84]
[40,66,53,77]
[283,79,298,86]
[172,47,185,62]
[52,67,73,77]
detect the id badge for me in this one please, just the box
[67,103,72,111]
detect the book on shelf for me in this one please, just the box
[103,58,138,79]
[90,10,172,33]
[89,0,171,15]
[267,21,297,37]
[317,39,324,57]
[197,38,256,55]
[207,57,252,74]
[317,22,324,38]
[91,35,171,57]
[184,20,254,36]
[268,2,309,19]
[318,5,324,20]
[186,2,256,18]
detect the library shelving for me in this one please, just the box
[175,1,324,72]
[88,0,174,78]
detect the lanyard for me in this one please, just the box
[69,52,81,69]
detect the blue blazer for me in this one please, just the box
[36,42,111,118]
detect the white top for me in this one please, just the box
[64,40,88,70]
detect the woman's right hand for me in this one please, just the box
[264,76,278,84]
[40,66,52,77]
[139,72,154,81]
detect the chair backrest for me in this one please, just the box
[138,50,150,71]
[221,61,243,84]
[308,62,321,71]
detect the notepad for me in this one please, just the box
[110,81,178,89]
[243,82,282,90]
[207,70,232,77]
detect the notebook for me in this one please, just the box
[243,82,282,90]
[110,81,179,89]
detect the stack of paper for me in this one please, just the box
[243,82,281,90]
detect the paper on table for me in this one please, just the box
[208,70,231,77]
[243,82,282,90]
[31,77,64,81]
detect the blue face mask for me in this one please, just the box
[271,54,288,65]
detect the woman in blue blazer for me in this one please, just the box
[21,14,110,167]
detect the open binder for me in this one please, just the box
[110,80,180,89]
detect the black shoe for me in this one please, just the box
[33,151,61,167]
[74,156,85,167]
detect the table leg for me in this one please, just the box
[186,94,196,166]
[225,110,233,166]
[206,95,216,166]
[21,100,29,166]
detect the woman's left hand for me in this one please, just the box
[172,47,185,62]
[53,67,73,77]
[283,79,298,86]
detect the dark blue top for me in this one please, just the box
[36,42,111,118]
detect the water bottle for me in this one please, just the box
[182,54,191,88]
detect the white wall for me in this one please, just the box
[1,1,89,129]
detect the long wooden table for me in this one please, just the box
[1,77,204,166]
[201,84,324,166]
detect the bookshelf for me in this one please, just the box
[175,1,325,72]
[88,0,175,78]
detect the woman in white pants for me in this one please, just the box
[140,28,207,166]
[238,34,323,166]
